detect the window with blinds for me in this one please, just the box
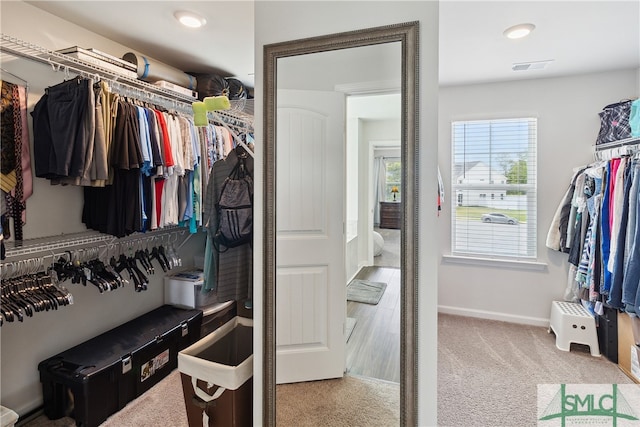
[451,118,537,260]
[385,157,401,202]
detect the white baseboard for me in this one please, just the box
[438,305,549,327]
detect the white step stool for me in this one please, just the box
[548,301,600,357]
[0,406,18,427]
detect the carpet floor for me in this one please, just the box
[276,375,399,426]
[22,370,189,427]
[437,313,633,427]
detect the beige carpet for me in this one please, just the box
[101,370,188,427]
[437,313,633,427]
[22,370,189,427]
[23,371,398,427]
[276,375,399,426]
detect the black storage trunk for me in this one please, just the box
[38,305,202,427]
[596,304,619,363]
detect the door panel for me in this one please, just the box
[276,267,327,346]
[276,89,346,384]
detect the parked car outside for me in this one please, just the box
[481,212,519,225]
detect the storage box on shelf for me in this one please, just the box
[38,305,202,427]
[164,269,217,310]
[164,269,238,338]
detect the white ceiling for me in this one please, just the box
[440,0,639,86]
[25,1,257,88]
[24,0,640,91]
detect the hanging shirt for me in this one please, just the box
[136,106,152,176]
[154,110,174,174]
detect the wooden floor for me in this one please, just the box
[346,265,401,383]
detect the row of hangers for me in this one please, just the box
[2,60,255,161]
[593,139,640,162]
[109,81,194,116]
[0,259,72,325]
[49,236,182,293]
[0,232,185,325]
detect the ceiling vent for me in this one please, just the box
[512,59,554,71]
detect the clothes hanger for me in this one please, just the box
[210,110,254,158]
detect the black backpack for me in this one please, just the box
[213,156,253,252]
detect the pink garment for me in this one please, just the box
[608,158,620,231]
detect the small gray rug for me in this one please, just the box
[346,317,357,342]
[347,279,387,305]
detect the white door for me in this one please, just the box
[276,89,346,384]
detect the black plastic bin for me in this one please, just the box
[596,304,619,363]
[38,305,202,427]
[178,317,253,427]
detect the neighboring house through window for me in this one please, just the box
[451,118,537,259]
[385,157,401,201]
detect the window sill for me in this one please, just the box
[441,254,548,271]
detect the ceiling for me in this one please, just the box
[24,1,640,90]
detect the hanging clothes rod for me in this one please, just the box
[594,136,640,151]
[1,226,193,261]
[593,137,640,161]
[108,80,193,116]
[214,117,254,136]
[217,103,254,129]
[210,110,254,158]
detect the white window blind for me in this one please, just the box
[451,118,537,260]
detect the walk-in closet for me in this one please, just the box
[1,2,255,426]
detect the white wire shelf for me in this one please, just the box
[1,33,198,105]
[1,33,255,122]
[2,226,195,261]
[592,137,640,161]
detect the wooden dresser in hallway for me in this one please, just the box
[379,202,401,229]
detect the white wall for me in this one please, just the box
[255,2,440,426]
[438,68,640,325]
[0,1,207,416]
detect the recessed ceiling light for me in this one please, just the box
[174,11,207,29]
[503,23,536,39]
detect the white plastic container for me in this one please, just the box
[164,269,218,309]
[0,406,18,427]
